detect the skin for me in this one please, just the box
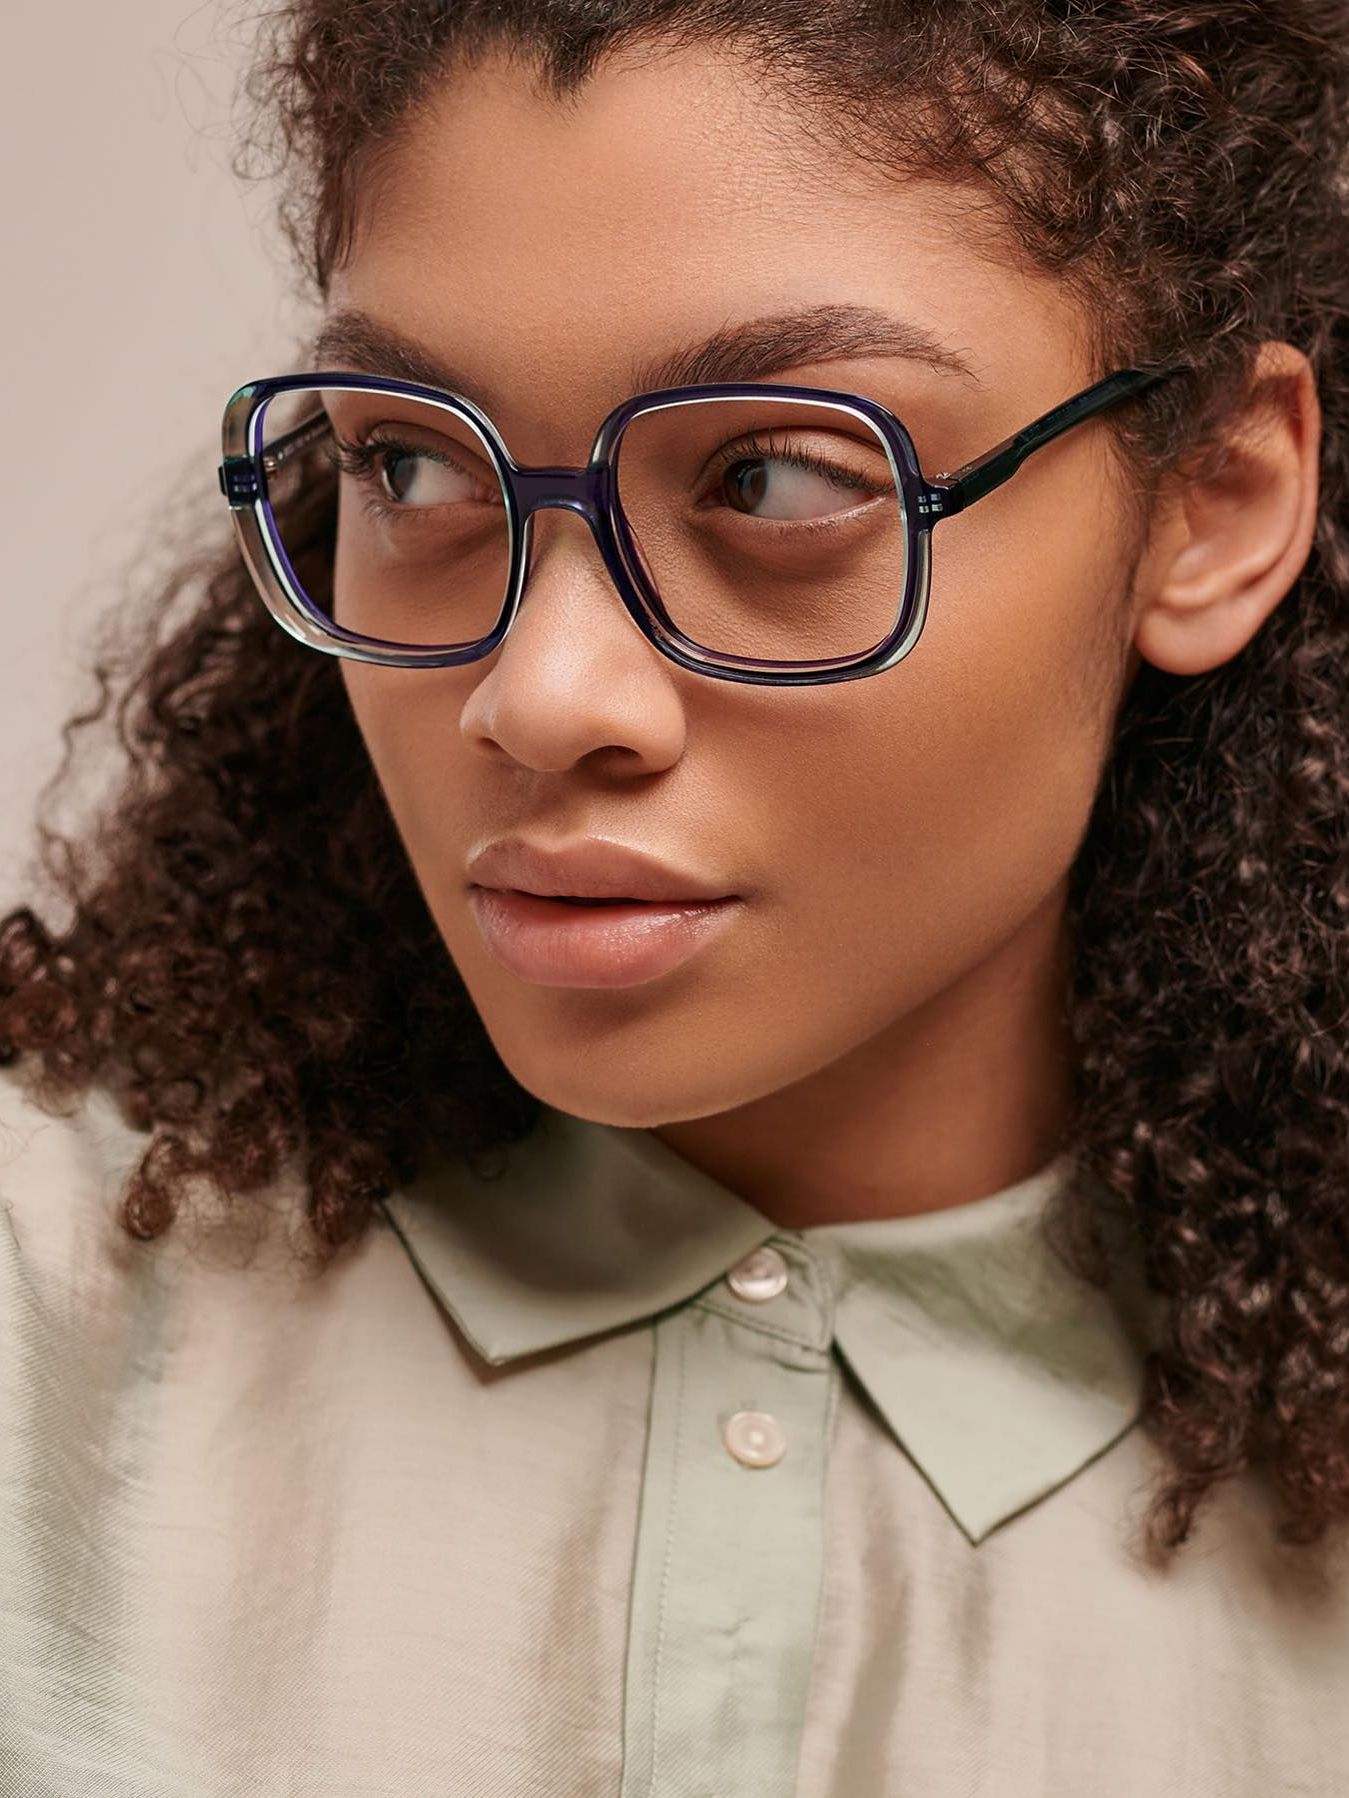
[328,43,1320,1228]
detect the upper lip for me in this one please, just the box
[467,838,737,902]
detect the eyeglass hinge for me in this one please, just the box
[218,458,261,507]
[915,482,963,523]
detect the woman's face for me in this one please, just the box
[326,44,1145,1202]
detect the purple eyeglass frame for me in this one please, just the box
[217,363,1189,688]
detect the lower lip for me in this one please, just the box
[467,887,742,988]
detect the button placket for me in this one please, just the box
[620,1237,836,1796]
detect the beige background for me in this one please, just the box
[0,2,307,910]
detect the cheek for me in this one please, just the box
[780,507,1122,999]
[341,662,407,799]
[339,664,471,869]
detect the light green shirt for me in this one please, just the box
[1,1056,1345,1796]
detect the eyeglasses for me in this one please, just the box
[217,363,1189,688]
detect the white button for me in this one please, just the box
[726,1245,789,1302]
[722,1410,787,1468]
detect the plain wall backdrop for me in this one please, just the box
[0,1,308,912]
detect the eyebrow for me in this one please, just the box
[309,303,981,415]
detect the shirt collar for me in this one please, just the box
[380,1107,1163,1545]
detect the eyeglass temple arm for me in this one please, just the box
[928,365,1192,520]
[258,410,333,471]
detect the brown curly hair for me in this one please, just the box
[2,0,1348,1568]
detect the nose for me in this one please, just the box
[499,462,648,648]
[517,496,643,625]
[455,479,689,780]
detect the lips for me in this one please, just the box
[466,837,736,905]
[467,885,741,987]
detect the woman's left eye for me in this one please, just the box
[703,438,892,522]
[717,454,883,521]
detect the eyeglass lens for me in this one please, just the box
[256,386,911,664]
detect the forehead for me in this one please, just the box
[327,42,1091,440]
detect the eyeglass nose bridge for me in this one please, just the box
[495,459,663,648]
[506,463,611,523]
[502,459,648,602]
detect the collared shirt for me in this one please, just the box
[1,1053,1346,1796]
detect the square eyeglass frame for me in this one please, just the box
[217,363,1190,689]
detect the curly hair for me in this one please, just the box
[2,0,1348,1568]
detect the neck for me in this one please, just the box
[651,880,1077,1230]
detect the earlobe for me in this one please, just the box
[1132,342,1321,678]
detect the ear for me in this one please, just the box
[1130,341,1321,677]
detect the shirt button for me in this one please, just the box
[726,1244,789,1302]
[722,1410,788,1468]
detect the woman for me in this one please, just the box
[2,1,1346,1792]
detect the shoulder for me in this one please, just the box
[0,1056,362,1394]
[0,1050,154,1301]
[0,1050,320,1337]
[0,1053,141,1179]
[0,1057,163,1414]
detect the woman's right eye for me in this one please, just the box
[381,448,427,503]
[327,437,498,510]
